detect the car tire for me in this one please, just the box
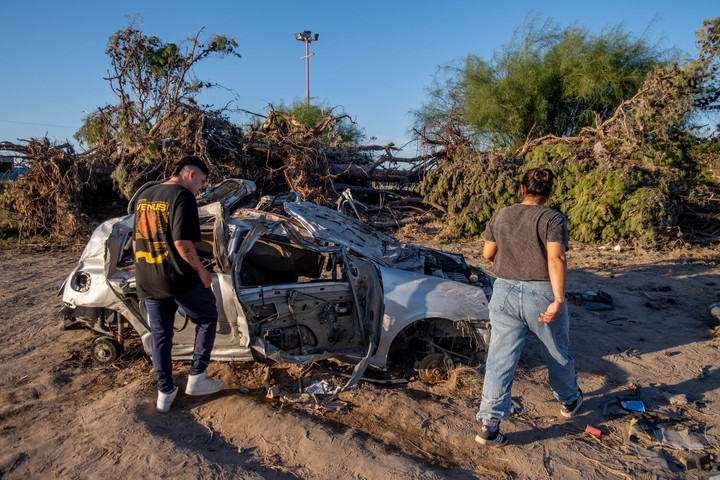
[90,336,122,365]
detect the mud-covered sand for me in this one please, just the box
[1,239,719,479]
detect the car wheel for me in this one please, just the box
[90,336,122,365]
[417,353,453,383]
[387,319,489,379]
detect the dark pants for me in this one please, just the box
[144,284,218,393]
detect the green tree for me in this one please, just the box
[75,18,242,198]
[415,17,674,151]
[420,18,720,245]
[272,100,365,146]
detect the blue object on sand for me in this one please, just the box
[621,400,646,412]
[585,302,614,311]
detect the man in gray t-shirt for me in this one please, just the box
[475,168,582,448]
[485,204,569,281]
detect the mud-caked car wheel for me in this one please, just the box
[386,318,489,381]
[90,336,122,365]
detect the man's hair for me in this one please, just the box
[171,155,209,177]
[521,167,555,199]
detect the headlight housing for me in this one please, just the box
[70,271,91,292]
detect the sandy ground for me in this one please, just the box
[1,239,719,479]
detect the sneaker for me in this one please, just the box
[185,371,225,396]
[156,385,178,413]
[474,423,508,447]
[560,389,584,418]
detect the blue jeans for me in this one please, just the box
[144,284,218,393]
[477,278,579,423]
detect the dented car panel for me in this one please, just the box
[61,179,491,379]
[284,201,473,276]
[284,201,398,267]
[369,266,490,368]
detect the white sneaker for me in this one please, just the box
[185,371,225,396]
[156,385,178,413]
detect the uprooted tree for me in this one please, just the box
[417,17,720,245]
[2,17,719,246]
[0,20,433,241]
[1,21,242,239]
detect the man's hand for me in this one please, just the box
[539,299,564,323]
[197,267,212,288]
[542,241,567,323]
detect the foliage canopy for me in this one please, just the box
[415,17,674,150]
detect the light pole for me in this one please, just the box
[294,30,319,106]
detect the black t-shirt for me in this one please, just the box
[484,204,569,281]
[133,184,201,299]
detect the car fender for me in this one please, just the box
[62,215,132,312]
[369,266,490,369]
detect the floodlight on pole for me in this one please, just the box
[294,30,319,106]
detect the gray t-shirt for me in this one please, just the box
[484,204,569,281]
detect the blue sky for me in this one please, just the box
[0,1,715,156]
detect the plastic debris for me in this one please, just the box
[567,289,614,311]
[621,400,646,412]
[603,399,620,416]
[662,391,689,406]
[585,302,614,311]
[595,290,613,304]
[585,425,602,438]
[622,444,669,470]
[707,302,720,327]
[305,380,330,394]
[569,290,613,304]
[654,427,706,450]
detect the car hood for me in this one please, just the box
[283,202,468,274]
[284,202,412,268]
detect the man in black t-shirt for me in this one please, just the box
[134,155,225,413]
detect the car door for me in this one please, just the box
[230,217,383,365]
[168,199,254,361]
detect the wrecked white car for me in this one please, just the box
[59,179,492,385]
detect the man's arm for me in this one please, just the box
[483,241,498,263]
[174,239,212,288]
[539,241,566,323]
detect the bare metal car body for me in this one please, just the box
[60,179,492,384]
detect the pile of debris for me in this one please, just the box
[587,384,720,475]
